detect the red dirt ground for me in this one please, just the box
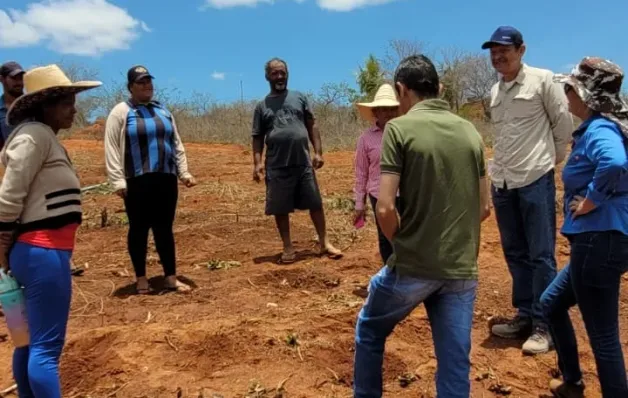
[0,139,626,398]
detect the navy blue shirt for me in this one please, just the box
[561,115,628,235]
[124,101,177,179]
[0,95,14,149]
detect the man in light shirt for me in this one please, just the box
[482,26,573,355]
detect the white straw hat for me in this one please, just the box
[7,64,102,126]
[356,83,399,123]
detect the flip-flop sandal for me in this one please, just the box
[278,252,296,264]
[136,283,153,295]
[165,281,192,293]
[320,248,343,260]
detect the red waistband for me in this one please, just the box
[17,223,79,250]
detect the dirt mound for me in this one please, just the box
[0,140,623,398]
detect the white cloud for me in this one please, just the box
[202,0,397,11]
[211,71,226,80]
[316,0,397,11]
[0,0,148,56]
[203,0,272,9]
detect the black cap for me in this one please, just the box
[0,61,25,78]
[127,65,154,83]
[481,26,524,49]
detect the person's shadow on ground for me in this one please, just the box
[253,249,319,265]
[113,275,197,297]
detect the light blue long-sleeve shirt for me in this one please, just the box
[561,114,628,236]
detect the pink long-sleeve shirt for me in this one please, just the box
[354,126,384,211]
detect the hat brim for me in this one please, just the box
[7,69,25,77]
[481,40,514,50]
[553,73,628,114]
[133,73,154,82]
[356,99,399,122]
[6,81,102,126]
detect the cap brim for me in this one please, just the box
[8,69,25,77]
[134,73,154,81]
[481,40,513,49]
[6,81,102,126]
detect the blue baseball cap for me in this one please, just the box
[481,26,524,49]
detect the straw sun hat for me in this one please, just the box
[7,64,102,126]
[356,83,399,123]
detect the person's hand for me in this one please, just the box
[182,175,197,188]
[569,195,596,218]
[115,189,127,199]
[313,154,325,170]
[253,164,264,182]
[353,209,366,225]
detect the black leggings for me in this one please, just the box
[124,173,178,278]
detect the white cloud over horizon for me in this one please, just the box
[211,71,226,80]
[0,0,149,56]
[203,0,398,11]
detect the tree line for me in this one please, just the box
[58,40,627,150]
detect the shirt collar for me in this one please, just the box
[573,114,603,137]
[408,98,451,113]
[499,63,527,87]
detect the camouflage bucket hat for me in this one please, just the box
[554,57,628,136]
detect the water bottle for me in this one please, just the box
[0,270,29,347]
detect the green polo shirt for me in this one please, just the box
[381,99,486,280]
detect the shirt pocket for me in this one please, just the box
[489,96,504,123]
[510,92,540,119]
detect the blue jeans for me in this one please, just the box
[9,242,73,398]
[491,170,557,326]
[541,231,628,397]
[353,266,477,398]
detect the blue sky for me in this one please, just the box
[0,0,626,104]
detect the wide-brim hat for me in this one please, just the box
[553,57,627,114]
[7,64,102,126]
[554,56,628,136]
[356,83,399,123]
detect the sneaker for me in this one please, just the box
[491,315,532,339]
[549,379,585,398]
[522,326,553,355]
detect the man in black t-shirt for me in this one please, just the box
[252,58,342,264]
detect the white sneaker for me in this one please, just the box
[522,327,553,355]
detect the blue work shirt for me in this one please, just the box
[0,95,15,150]
[561,114,628,236]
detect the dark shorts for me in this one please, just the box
[265,166,323,216]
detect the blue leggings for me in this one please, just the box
[9,242,72,398]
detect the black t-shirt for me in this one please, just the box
[252,90,314,169]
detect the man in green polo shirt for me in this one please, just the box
[352,54,491,398]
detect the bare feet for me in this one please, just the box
[164,276,191,293]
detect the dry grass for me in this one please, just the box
[67,96,492,150]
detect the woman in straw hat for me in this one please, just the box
[0,64,101,397]
[540,57,628,398]
[353,83,401,268]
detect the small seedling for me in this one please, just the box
[285,333,299,347]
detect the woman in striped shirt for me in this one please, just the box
[104,65,196,295]
[354,84,400,265]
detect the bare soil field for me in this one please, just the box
[0,139,626,397]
